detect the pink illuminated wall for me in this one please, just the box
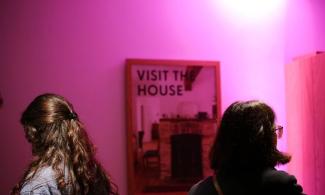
[1,0,325,194]
[285,0,325,63]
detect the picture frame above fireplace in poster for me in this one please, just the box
[126,59,221,195]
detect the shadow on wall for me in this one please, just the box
[0,92,3,108]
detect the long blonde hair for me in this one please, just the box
[12,93,118,194]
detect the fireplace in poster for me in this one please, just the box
[159,119,216,181]
[171,134,202,179]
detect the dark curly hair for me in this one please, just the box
[210,100,291,172]
[12,93,118,195]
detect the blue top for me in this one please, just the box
[20,166,70,195]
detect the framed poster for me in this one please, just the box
[126,59,221,195]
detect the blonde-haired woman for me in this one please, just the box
[12,93,118,195]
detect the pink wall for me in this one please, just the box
[285,0,325,62]
[0,0,324,194]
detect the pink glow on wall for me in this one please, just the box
[285,0,316,63]
[215,0,286,23]
[1,0,325,194]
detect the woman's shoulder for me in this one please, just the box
[20,166,61,195]
[188,176,217,195]
[261,168,305,195]
[261,168,299,185]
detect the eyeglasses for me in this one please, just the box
[274,125,283,138]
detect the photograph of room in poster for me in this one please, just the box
[126,60,221,195]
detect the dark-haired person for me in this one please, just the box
[12,93,118,195]
[188,100,305,195]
